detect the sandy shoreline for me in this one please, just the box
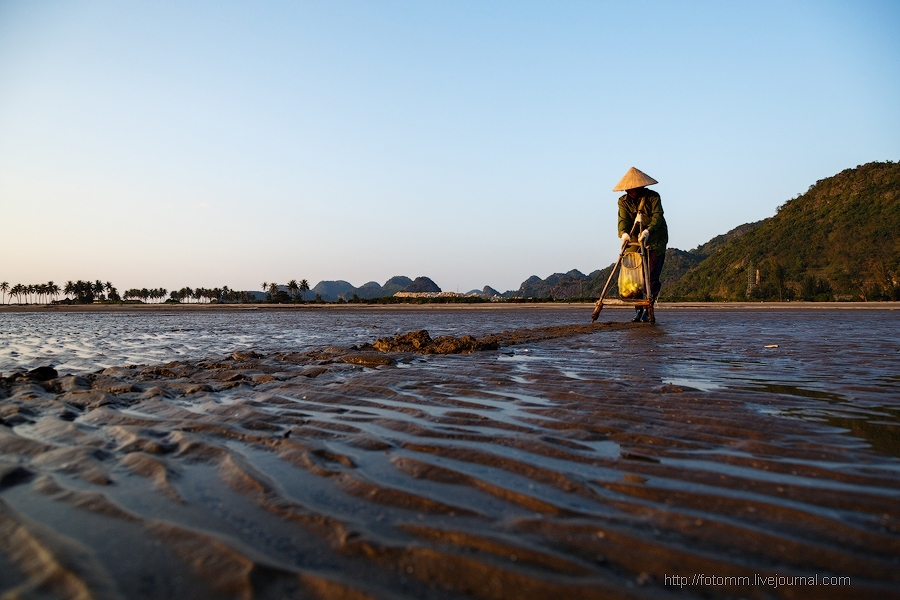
[1,317,899,598]
[1,301,898,313]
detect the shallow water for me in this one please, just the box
[0,308,588,375]
[2,307,900,458]
[1,306,899,598]
[8,306,896,408]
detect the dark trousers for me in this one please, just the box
[647,249,665,299]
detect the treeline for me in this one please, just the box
[0,279,308,305]
[260,280,310,302]
[0,281,59,304]
[165,287,257,303]
[123,288,168,303]
[0,280,119,304]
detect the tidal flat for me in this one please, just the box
[0,306,898,599]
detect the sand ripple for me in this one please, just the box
[1,312,899,598]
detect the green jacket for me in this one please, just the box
[617,188,668,253]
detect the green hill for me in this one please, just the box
[663,161,900,301]
[687,220,765,257]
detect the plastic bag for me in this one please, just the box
[618,250,644,298]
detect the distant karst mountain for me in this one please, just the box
[380,276,413,297]
[309,280,356,302]
[481,286,502,299]
[355,281,385,299]
[513,270,593,299]
[403,277,441,293]
[297,275,444,301]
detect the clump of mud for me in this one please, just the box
[365,330,497,354]
[361,322,615,355]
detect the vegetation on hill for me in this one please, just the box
[513,270,591,299]
[687,221,764,257]
[664,161,900,301]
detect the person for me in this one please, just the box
[613,167,668,322]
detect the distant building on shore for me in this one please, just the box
[393,291,480,299]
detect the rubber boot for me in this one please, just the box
[631,307,644,322]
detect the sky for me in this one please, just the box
[1,1,898,294]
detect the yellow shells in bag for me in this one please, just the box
[618,251,644,299]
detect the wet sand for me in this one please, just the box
[1,314,898,599]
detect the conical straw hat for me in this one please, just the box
[612,167,658,191]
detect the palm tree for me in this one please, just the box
[93,280,105,302]
[0,282,7,304]
[268,282,278,301]
[73,280,93,303]
[298,279,310,302]
[48,282,60,303]
[287,279,299,301]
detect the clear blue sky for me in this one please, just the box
[2,1,898,293]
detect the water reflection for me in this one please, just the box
[826,414,900,458]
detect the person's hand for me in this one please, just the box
[620,232,631,244]
[639,229,649,243]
